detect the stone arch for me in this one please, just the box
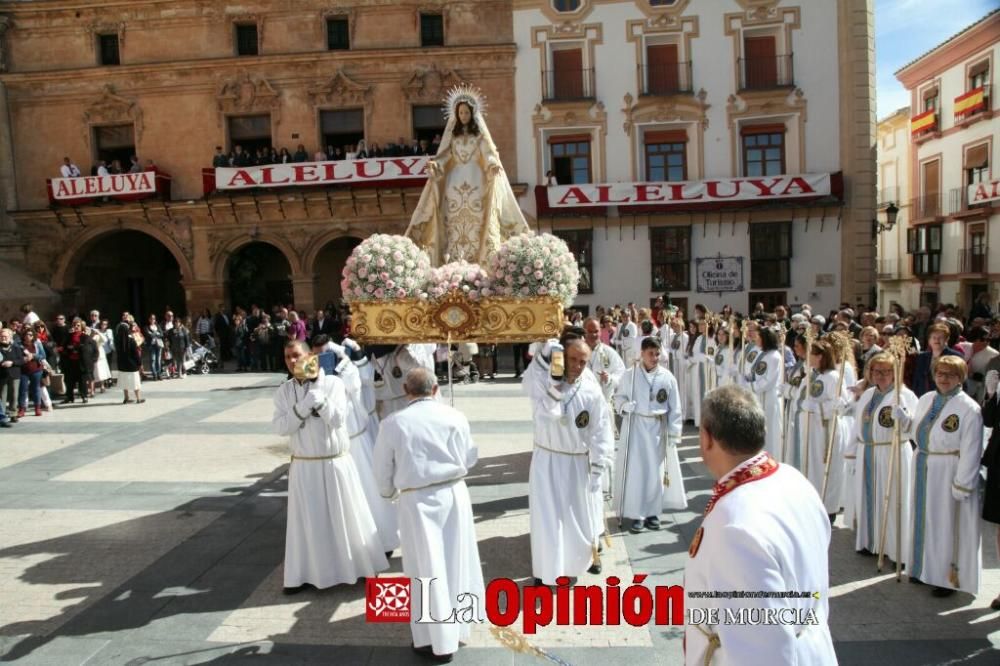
[51,223,193,292]
[212,233,302,284]
[306,231,364,309]
[302,228,363,275]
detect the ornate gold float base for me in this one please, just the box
[350,292,564,343]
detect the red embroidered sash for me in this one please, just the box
[703,453,780,517]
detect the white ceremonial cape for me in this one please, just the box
[588,341,626,494]
[737,344,760,390]
[272,372,388,588]
[373,397,485,657]
[686,335,714,427]
[839,362,861,527]
[523,357,614,585]
[908,389,984,594]
[846,385,917,562]
[374,344,438,419]
[780,363,809,467]
[336,352,400,552]
[744,349,784,459]
[613,364,686,520]
[799,369,851,514]
[665,332,690,416]
[685,456,837,666]
[714,346,737,388]
[615,322,640,366]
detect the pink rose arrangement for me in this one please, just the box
[488,233,579,306]
[427,261,493,301]
[341,234,430,302]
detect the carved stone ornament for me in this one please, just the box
[351,292,564,344]
[216,70,281,125]
[308,68,371,108]
[82,84,144,143]
[726,87,806,128]
[621,89,710,136]
[402,65,462,104]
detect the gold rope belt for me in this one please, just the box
[401,476,465,494]
[862,441,893,447]
[694,624,721,666]
[534,442,587,457]
[290,451,349,462]
[917,449,960,456]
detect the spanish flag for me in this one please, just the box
[910,109,936,135]
[954,87,986,118]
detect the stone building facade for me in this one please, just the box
[0,0,518,319]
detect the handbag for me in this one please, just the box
[183,359,196,371]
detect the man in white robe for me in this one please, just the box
[614,337,685,533]
[312,337,400,555]
[373,343,437,419]
[613,313,639,366]
[374,368,484,662]
[523,335,614,583]
[584,317,626,495]
[272,340,388,593]
[685,385,836,666]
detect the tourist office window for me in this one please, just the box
[420,13,444,47]
[321,109,364,155]
[327,18,350,50]
[644,130,687,181]
[554,229,594,294]
[97,33,120,66]
[412,105,445,144]
[907,224,942,276]
[749,222,792,289]
[93,124,135,170]
[649,226,691,291]
[549,136,591,185]
[228,115,272,155]
[742,125,785,177]
[235,23,259,56]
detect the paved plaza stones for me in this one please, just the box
[0,373,999,665]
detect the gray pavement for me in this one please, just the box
[0,371,998,665]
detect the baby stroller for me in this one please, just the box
[448,343,480,384]
[189,341,219,375]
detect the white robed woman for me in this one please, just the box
[272,341,388,593]
[781,334,810,467]
[799,339,852,521]
[405,85,530,266]
[712,327,736,388]
[614,337,686,534]
[897,355,983,597]
[846,352,916,562]
[663,318,688,415]
[742,324,784,459]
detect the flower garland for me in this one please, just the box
[341,234,430,302]
[427,261,493,301]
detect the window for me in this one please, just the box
[922,87,939,113]
[965,143,989,185]
[228,114,272,156]
[553,0,581,10]
[321,110,364,156]
[741,125,785,177]
[907,224,942,276]
[749,291,786,314]
[750,222,792,289]
[740,35,789,89]
[968,226,986,273]
[650,226,691,291]
[645,43,684,95]
[921,159,940,217]
[98,33,120,66]
[644,131,687,181]
[970,60,989,90]
[235,23,259,56]
[554,229,594,293]
[326,18,350,50]
[548,47,590,100]
[412,105,446,144]
[93,124,135,171]
[549,137,591,185]
[420,13,444,47]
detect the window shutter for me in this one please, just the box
[906,228,916,254]
[964,143,989,169]
[644,129,688,143]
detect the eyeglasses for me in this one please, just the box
[870,369,894,377]
[934,371,959,379]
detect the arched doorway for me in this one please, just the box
[226,242,293,312]
[70,230,186,322]
[313,236,361,311]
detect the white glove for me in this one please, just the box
[986,370,999,396]
[306,388,327,414]
[835,400,853,416]
[891,405,911,428]
[588,472,602,493]
[342,337,361,352]
[620,401,637,414]
[297,389,318,413]
[952,485,971,502]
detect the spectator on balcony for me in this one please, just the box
[278,147,292,164]
[344,144,358,160]
[355,140,369,159]
[368,142,384,158]
[59,157,82,179]
[266,147,277,164]
[251,147,265,166]
[545,170,558,186]
[409,139,420,155]
[430,134,442,154]
[212,146,229,168]
[96,161,110,177]
[233,145,252,168]
[313,147,326,162]
[128,155,142,174]
[331,146,344,161]
[293,144,309,163]
[971,292,994,323]
[396,137,408,156]
[109,159,123,175]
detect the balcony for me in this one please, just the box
[910,109,938,142]
[877,186,900,209]
[876,258,900,279]
[737,54,794,91]
[958,247,987,275]
[948,185,994,219]
[954,84,992,126]
[910,193,944,221]
[638,62,694,96]
[542,68,596,103]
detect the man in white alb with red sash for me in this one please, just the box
[685,385,836,666]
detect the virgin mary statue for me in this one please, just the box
[405,85,530,266]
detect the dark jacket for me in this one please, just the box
[115,324,142,373]
[79,335,97,380]
[0,343,24,382]
[907,348,965,397]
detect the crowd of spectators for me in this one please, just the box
[58,155,158,179]
[212,136,442,168]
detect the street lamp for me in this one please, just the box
[875,202,899,234]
